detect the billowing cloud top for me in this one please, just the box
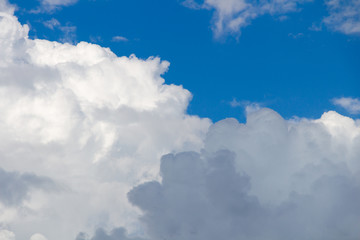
[0,1,210,238]
[0,0,360,240]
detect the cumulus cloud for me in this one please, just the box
[0,230,15,240]
[323,0,360,35]
[182,0,310,37]
[121,108,360,240]
[30,233,48,240]
[1,0,360,239]
[0,1,210,239]
[204,108,360,204]
[332,97,360,114]
[82,108,360,240]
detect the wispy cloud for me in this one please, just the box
[288,32,304,39]
[230,98,262,113]
[43,18,60,30]
[323,0,360,35]
[332,97,360,114]
[43,18,77,43]
[182,0,311,38]
[112,35,129,42]
[33,0,78,12]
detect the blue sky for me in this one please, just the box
[11,0,360,122]
[1,1,360,239]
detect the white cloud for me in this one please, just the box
[82,108,360,240]
[1,0,360,239]
[0,230,15,240]
[112,36,129,42]
[39,0,78,11]
[115,108,360,240]
[323,0,360,35]
[183,0,360,37]
[0,1,210,239]
[204,108,360,204]
[332,97,360,114]
[182,0,310,37]
[30,234,48,240]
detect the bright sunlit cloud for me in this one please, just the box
[0,0,359,239]
[332,97,360,114]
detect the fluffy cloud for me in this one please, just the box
[121,108,360,240]
[1,0,360,239]
[0,1,210,239]
[83,108,360,240]
[332,97,360,114]
[182,0,310,37]
[204,108,360,204]
[323,0,360,34]
[30,233,48,240]
[0,230,15,240]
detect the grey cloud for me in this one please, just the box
[123,149,360,240]
[78,108,360,240]
[0,168,58,206]
[86,108,359,240]
[127,150,267,240]
[76,228,145,240]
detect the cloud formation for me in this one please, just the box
[333,97,360,114]
[0,168,58,206]
[182,0,309,37]
[323,0,360,34]
[122,109,360,240]
[0,1,210,239]
[84,108,360,240]
[112,36,129,42]
[183,0,360,37]
[43,18,77,43]
[38,0,78,11]
[1,0,359,239]
[76,227,144,240]
[0,230,15,240]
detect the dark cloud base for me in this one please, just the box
[83,150,360,240]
